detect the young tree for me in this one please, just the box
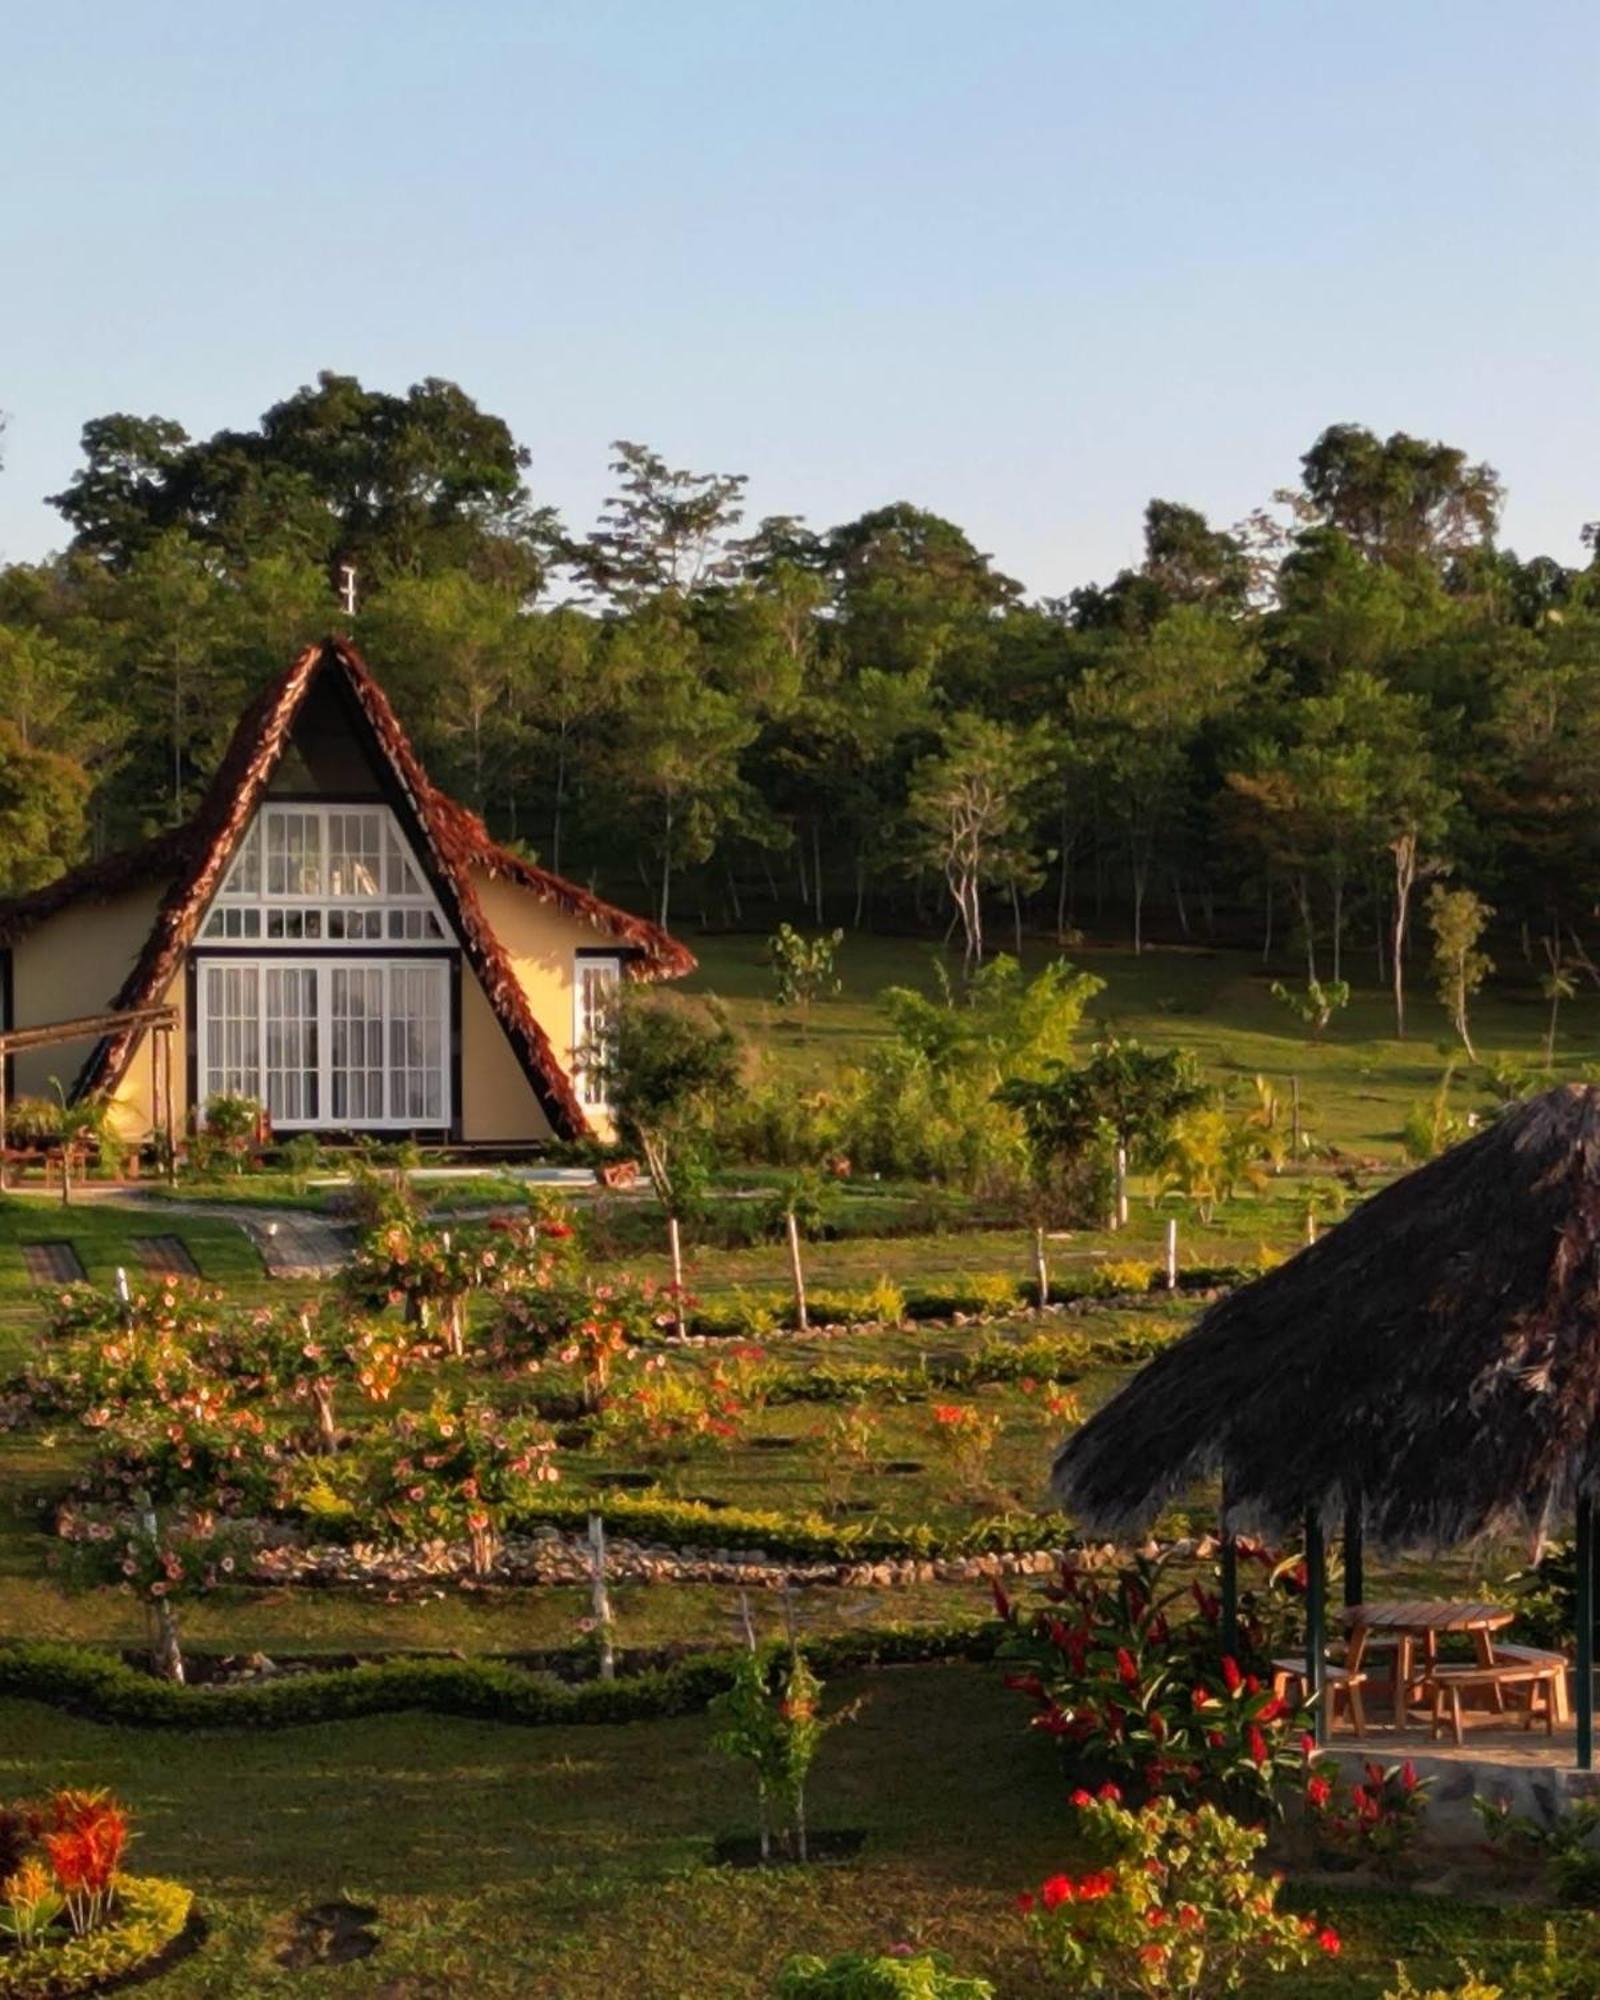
[998,1036,1209,1229]
[905,714,1050,970]
[603,989,742,1216]
[766,923,844,1018]
[1426,883,1494,1059]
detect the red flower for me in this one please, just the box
[1097,1783,1122,1803]
[1247,1724,1269,1766]
[1306,1775,1332,1808]
[1221,1655,1243,1693]
[1015,1890,1035,1913]
[1040,1874,1075,1909]
[1069,1788,1094,1808]
[1115,1647,1138,1687]
[1318,1928,1342,1955]
[1076,1871,1115,1900]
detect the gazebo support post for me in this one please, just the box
[1578,1493,1594,1772]
[1342,1497,1364,1610]
[1219,1481,1239,1659]
[1305,1509,1328,1748]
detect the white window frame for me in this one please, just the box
[198,955,453,1130]
[201,804,452,949]
[573,955,622,1110]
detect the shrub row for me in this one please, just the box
[0,1876,194,2000]
[294,1481,1078,1562]
[0,1621,1003,1732]
[507,1492,1075,1561]
[682,1264,1254,1338]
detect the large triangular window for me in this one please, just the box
[200,804,451,945]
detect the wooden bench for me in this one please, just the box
[1426,1662,1561,1745]
[1270,1657,1369,1735]
[1492,1643,1571,1724]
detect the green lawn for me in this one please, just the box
[683,929,1594,1159]
[1,1662,1588,1997]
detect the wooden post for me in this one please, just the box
[786,1209,809,1332]
[587,1513,615,1681]
[1305,1208,1318,1246]
[1291,1074,1302,1156]
[1342,1495,1365,1611]
[1305,1508,1328,1747]
[667,1215,686,1337]
[159,1025,177,1184]
[1033,1225,1049,1309]
[738,1592,771,1862]
[1114,1142,1129,1229]
[1578,1493,1594,1773]
[1165,1217,1178,1292]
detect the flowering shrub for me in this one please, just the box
[775,1949,995,1998]
[997,1547,1312,1811]
[59,1503,244,1681]
[28,1282,224,1419]
[1016,1377,1084,1428]
[217,1303,410,1452]
[593,1356,744,1462]
[929,1402,1002,1498]
[1020,1789,1338,1996]
[1305,1757,1430,1867]
[364,1395,560,1574]
[492,1270,665,1410]
[76,1402,287,1516]
[346,1217,506,1352]
[816,1402,883,1511]
[708,1649,859,1862]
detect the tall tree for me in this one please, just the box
[1295,424,1502,568]
[570,441,748,606]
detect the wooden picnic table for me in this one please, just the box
[1338,1600,1515,1727]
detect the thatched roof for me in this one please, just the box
[1053,1085,1600,1551]
[0,636,692,1141]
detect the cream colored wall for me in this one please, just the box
[465,870,619,1142]
[458,973,554,1143]
[7,886,183,1141]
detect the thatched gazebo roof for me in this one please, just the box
[1054,1084,1600,1551]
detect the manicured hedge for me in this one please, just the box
[298,1474,1077,1564]
[0,1621,1003,1732]
[499,1490,1078,1563]
[0,1876,193,1999]
[684,1264,1253,1337]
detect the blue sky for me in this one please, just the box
[3,1,1595,593]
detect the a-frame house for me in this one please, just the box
[0,637,693,1146]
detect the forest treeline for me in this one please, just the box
[0,372,1597,1025]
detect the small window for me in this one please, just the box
[266,812,321,896]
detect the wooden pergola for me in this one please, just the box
[0,1005,178,1191]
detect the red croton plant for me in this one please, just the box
[996,1544,1315,1813]
[1,1790,130,1945]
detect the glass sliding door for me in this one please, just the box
[330,966,385,1122]
[264,966,319,1124]
[389,964,446,1124]
[197,957,450,1130]
[202,964,260,1102]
